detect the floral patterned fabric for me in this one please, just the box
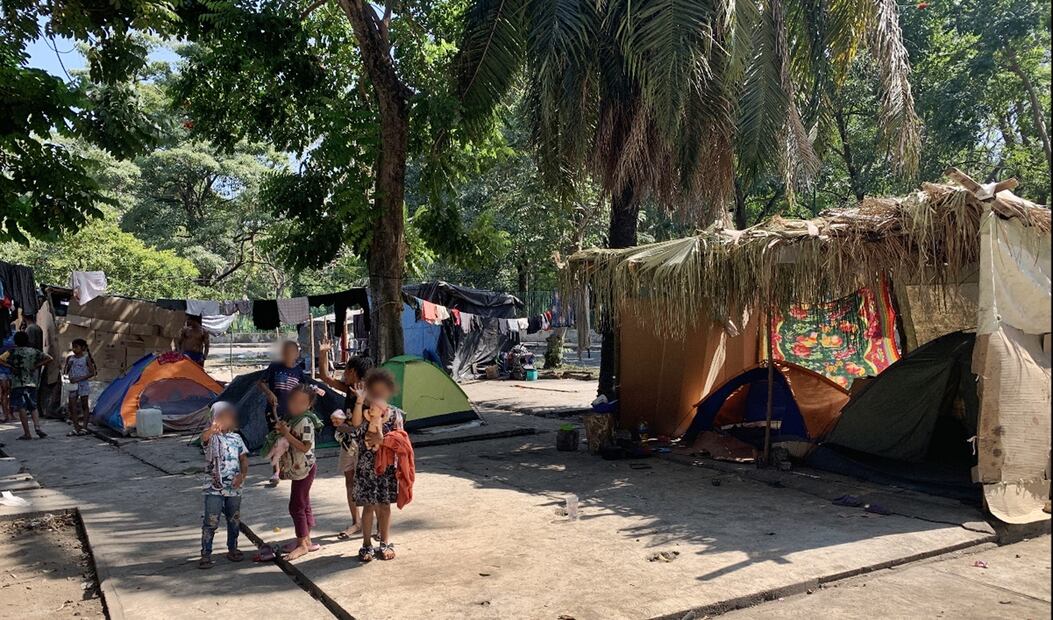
[770,280,901,388]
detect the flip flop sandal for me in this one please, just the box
[253,544,276,562]
[198,556,215,569]
[376,542,396,560]
[358,546,375,562]
[227,549,245,562]
[282,542,321,553]
[337,525,361,540]
[35,429,47,438]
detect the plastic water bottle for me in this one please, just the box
[565,494,579,520]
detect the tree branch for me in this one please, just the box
[301,0,328,20]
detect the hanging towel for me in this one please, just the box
[0,261,38,315]
[69,271,108,304]
[375,430,415,509]
[450,308,461,326]
[252,300,281,330]
[157,299,188,312]
[277,297,310,325]
[186,299,222,317]
[420,300,441,325]
[516,318,529,331]
[498,318,510,335]
[201,314,238,335]
[435,304,451,322]
[459,312,475,334]
[527,316,542,334]
[219,300,245,315]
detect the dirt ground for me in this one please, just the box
[0,512,105,619]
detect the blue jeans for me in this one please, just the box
[201,494,242,557]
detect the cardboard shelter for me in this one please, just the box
[566,172,1051,523]
[53,295,185,381]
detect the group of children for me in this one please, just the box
[0,319,95,439]
[199,339,412,568]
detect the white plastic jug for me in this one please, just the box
[136,408,163,438]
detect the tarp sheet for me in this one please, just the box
[977,210,1051,335]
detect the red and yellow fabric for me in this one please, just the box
[770,280,901,388]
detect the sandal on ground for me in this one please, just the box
[375,542,395,560]
[16,435,31,441]
[253,544,276,562]
[35,428,47,438]
[266,476,280,488]
[227,549,245,562]
[358,546,374,562]
[198,556,214,569]
[336,524,361,540]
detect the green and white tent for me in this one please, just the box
[382,355,481,430]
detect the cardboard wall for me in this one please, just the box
[617,302,759,437]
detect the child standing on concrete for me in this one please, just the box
[199,401,249,569]
[63,338,96,436]
[0,331,52,439]
[275,384,323,560]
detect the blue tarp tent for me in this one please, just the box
[401,303,442,359]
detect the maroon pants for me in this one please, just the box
[289,464,317,538]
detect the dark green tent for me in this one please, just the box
[823,331,978,463]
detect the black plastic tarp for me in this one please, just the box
[403,282,524,380]
[213,370,343,452]
[823,331,978,463]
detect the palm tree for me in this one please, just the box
[453,0,921,396]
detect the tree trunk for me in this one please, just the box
[597,183,639,399]
[337,0,413,362]
[515,258,529,296]
[835,107,865,202]
[733,179,748,229]
[1006,48,1052,175]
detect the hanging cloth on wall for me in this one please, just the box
[0,261,39,315]
[69,271,108,304]
[252,300,280,330]
[201,313,238,335]
[277,297,310,325]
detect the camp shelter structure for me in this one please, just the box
[92,352,223,434]
[563,171,1051,523]
[683,361,849,457]
[48,290,184,381]
[382,355,481,430]
[402,282,524,380]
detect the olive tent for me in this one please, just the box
[91,352,222,434]
[381,355,480,430]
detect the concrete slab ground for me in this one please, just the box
[0,411,1004,619]
[724,536,1051,619]
[462,378,597,415]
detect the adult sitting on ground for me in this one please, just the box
[317,338,374,541]
[177,315,210,366]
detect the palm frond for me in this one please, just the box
[735,2,787,184]
[454,0,528,138]
[866,0,921,176]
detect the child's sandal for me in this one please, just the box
[358,546,374,562]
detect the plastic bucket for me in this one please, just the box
[525,368,538,381]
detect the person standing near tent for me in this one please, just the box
[349,369,406,562]
[62,338,96,436]
[177,315,210,366]
[258,341,306,486]
[0,331,52,439]
[199,401,249,569]
[317,339,374,540]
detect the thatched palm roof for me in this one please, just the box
[563,171,1050,338]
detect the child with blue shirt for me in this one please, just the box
[199,401,249,569]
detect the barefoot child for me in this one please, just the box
[199,402,248,569]
[63,339,96,436]
[317,340,374,540]
[351,369,407,562]
[275,384,324,560]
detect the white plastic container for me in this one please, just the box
[135,408,163,438]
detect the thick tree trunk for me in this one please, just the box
[367,105,409,362]
[835,107,865,202]
[515,258,529,295]
[597,183,639,399]
[338,0,413,362]
[733,179,748,229]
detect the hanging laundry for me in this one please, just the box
[277,297,310,325]
[435,304,451,322]
[0,261,39,315]
[69,271,108,304]
[235,299,253,315]
[252,300,281,330]
[527,316,542,334]
[450,308,461,326]
[218,300,246,315]
[201,314,237,335]
[186,299,222,317]
[420,300,441,325]
[157,299,188,312]
[458,312,475,334]
[308,288,370,339]
[516,318,529,332]
[542,311,552,330]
